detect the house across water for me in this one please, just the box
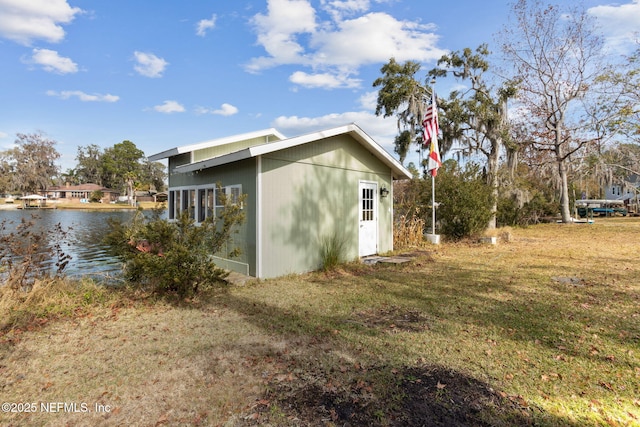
[42,183,120,204]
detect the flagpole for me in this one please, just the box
[432,173,436,235]
[423,77,440,244]
[430,78,437,236]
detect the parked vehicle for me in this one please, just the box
[576,199,627,218]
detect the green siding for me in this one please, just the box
[168,158,257,276]
[259,135,393,278]
[266,134,390,176]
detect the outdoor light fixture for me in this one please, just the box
[380,186,389,198]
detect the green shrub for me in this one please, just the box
[497,186,561,227]
[431,161,494,240]
[104,191,245,298]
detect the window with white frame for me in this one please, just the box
[215,184,242,216]
[168,184,242,223]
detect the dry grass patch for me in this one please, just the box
[0,278,123,334]
[1,296,287,426]
[1,218,639,426]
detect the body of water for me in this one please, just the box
[0,209,153,281]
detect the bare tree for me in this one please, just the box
[500,0,611,222]
[600,46,640,144]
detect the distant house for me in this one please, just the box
[604,175,640,213]
[148,123,412,279]
[605,175,639,201]
[43,183,119,203]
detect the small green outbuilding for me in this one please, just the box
[148,123,412,279]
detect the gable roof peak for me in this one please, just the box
[173,123,412,180]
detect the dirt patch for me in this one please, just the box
[240,364,535,426]
[392,366,534,427]
[353,305,430,333]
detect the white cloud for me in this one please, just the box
[133,51,168,78]
[213,103,239,116]
[29,48,78,74]
[196,14,217,37]
[289,71,360,89]
[247,0,318,71]
[195,103,239,116]
[46,90,119,102]
[358,91,378,111]
[589,0,640,53]
[153,100,185,114]
[0,0,82,45]
[0,131,8,139]
[247,0,445,90]
[313,13,444,67]
[320,0,371,21]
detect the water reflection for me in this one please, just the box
[0,209,161,281]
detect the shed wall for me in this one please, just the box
[168,158,257,276]
[258,134,393,278]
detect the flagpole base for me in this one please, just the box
[424,233,441,245]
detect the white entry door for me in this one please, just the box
[359,181,378,257]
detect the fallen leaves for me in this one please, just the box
[540,373,562,382]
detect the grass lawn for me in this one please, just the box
[1,218,638,426]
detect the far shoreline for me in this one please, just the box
[1,200,165,211]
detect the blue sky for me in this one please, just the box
[1,0,638,172]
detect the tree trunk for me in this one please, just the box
[555,119,572,223]
[486,137,501,230]
[558,160,572,223]
[127,177,135,207]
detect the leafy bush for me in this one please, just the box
[104,192,245,298]
[432,161,494,240]
[497,191,559,226]
[496,170,561,227]
[393,161,493,241]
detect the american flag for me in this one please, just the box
[422,91,439,144]
[423,91,441,177]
